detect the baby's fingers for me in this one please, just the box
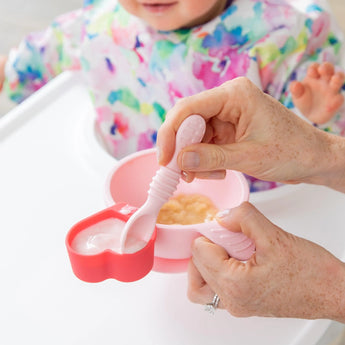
[330,72,345,92]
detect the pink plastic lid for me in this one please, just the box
[65,203,157,283]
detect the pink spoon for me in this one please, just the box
[119,115,206,252]
[119,115,255,260]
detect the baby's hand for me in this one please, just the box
[0,55,7,92]
[290,62,345,124]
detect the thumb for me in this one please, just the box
[289,81,305,99]
[216,202,279,259]
[191,203,278,292]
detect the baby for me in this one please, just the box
[0,0,344,191]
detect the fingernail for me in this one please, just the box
[181,152,200,169]
[216,209,231,219]
[181,171,194,183]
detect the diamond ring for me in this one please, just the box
[205,293,220,314]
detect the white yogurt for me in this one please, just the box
[72,218,147,255]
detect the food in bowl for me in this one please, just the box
[157,193,218,225]
[106,148,249,272]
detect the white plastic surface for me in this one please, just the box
[1,72,345,345]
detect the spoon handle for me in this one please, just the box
[146,114,206,206]
[166,115,206,172]
[196,221,255,261]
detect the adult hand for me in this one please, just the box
[188,202,345,322]
[157,77,345,192]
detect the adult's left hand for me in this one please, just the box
[188,202,345,322]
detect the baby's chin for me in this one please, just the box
[143,16,197,32]
[146,21,184,32]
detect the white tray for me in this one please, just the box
[1,72,344,345]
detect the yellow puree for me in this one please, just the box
[157,193,218,225]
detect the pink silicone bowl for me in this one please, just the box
[105,148,249,273]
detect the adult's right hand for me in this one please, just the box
[187,202,345,322]
[157,77,345,192]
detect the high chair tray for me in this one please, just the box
[0,72,344,345]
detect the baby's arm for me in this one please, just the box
[290,62,345,124]
[4,8,84,103]
[0,55,7,92]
